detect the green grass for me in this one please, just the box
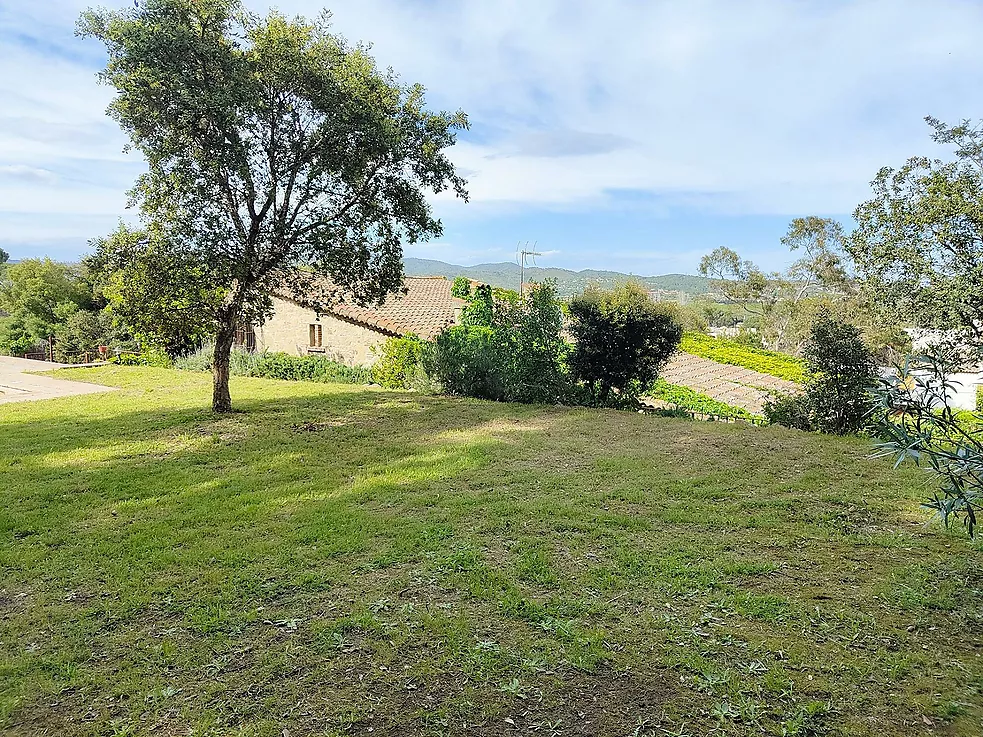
[1,366,981,736]
[681,333,808,383]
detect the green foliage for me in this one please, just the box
[460,283,495,327]
[88,225,222,355]
[680,333,807,383]
[0,247,8,266]
[498,281,570,404]
[649,379,759,421]
[54,307,129,362]
[978,385,983,413]
[656,301,709,333]
[0,258,91,322]
[0,258,120,358]
[428,325,506,400]
[766,311,878,435]
[429,281,571,404]
[371,335,429,389]
[174,345,371,385]
[872,353,983,537]
[252,353,372,384]
[850,116,983,358]
[450,276,472,300]
[0,312,44,356]
[762,393,812,432]
[114,348,172,368]
[567,283,682,406]
[78,0,468,411]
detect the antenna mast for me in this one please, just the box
[516,241,542,296]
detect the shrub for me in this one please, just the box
[762,392,812,431]
[767,310,878,435]
[679,333,806,383]
[114,348,172,367]
[173,345,371,384]
[803,312,878,434]
[568,283,682,406]
[872,353,982,537]
[372,335,429,389]
[252,353,371,384]
[428,281,571,404]
[498,281,570,404]
[450,276,472,299]
[428,325,506,400]
[173,344,214,371]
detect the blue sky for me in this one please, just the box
[2,0,983,275]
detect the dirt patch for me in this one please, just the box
[470,667,686,737]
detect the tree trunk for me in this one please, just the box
[212,319,236,413]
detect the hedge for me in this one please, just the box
[173,345,372,385]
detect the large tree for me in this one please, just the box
[698,217,851,353]
[850,117,983,360]
[0,259,95,356]
[0,247,8,267]
[79,0,468,411]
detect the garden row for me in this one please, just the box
[679,332,807,383]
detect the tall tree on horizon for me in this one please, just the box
[698,217,852,353]
[79,0,468,411]
[850,116,983,361]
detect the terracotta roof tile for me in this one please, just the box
[282,276,465,341]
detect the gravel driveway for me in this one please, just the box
[0,357,115,405]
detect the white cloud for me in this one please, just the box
[0,165,57,183]
[289,0,983,214]
[3,0,983,261]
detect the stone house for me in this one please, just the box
[243,276,466,367]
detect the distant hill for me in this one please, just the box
[403,258,710,296]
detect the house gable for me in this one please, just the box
[255,276,467,367]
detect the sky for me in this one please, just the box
[2,0,982,276]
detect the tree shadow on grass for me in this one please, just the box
[2,375,982,735]
[3,384,629,735]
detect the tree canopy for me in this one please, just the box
[850,117,983,360]
[699,218,902,356]
[0,258,118,359]
[79,0,468,410]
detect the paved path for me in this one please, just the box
[660,352,801,415]
[0,357,115,405]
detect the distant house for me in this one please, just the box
[242,276,466,367]
[903,328,983,411]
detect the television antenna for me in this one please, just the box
[516,241,542,295]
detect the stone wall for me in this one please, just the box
[255,297,389,367]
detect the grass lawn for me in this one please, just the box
[1,367,981,736]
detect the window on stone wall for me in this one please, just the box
[233,323,256,351]
[309,323,323,349]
